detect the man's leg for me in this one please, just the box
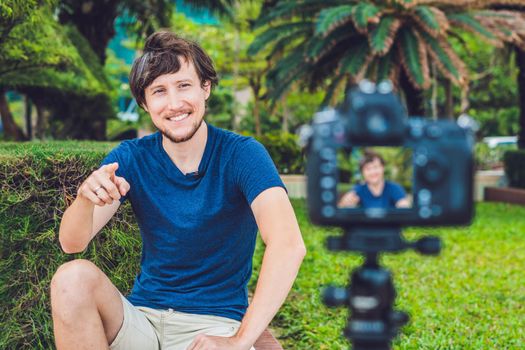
[50,259,124,350]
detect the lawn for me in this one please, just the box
[259,201,525,349]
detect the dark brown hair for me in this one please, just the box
[359,150,385,171]
[129,31,219,108]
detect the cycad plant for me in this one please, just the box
[249,0,525,116]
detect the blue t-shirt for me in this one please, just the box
[353,181,406,209]
[100,123,285,321]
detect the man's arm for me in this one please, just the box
[59,162,130,253]
[395,197,410,208]
[187,186,306,350]
[338,190,360,207]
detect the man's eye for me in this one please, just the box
[153,89,164,94]
[180,83,191,88]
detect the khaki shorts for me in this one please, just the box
[110,294,255,350]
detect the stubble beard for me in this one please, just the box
[160,117,204,143]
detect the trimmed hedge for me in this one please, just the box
[255,132,305,175]
[504,150,525,188]
[0,141,141,349]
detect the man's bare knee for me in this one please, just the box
[50,260,101,313]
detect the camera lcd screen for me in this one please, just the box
[336,147,413,212]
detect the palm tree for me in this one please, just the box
[490,2,525,148]
[250,0,525,116]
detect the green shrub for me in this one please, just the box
[504,149,525,188]
[254,131,305,174]
[0,141,142,349]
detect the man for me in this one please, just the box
[339,150,410,209]
[50,31,306,350]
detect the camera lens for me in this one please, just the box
[366,110,388,135]
[421,159,445,184]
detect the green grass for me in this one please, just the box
[1,139,523,349]
[256,201,525,349]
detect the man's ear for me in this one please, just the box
[142,101,149,113]
[203,81,211,100]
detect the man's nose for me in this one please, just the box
[167,90,183,110]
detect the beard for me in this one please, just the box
[160,117,204,143]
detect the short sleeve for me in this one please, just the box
[233,138,287,205]
[388,182,406,203]
[99,142,132,203]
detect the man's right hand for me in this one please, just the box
[77,162,130,206]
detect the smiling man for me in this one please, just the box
[339,150,410,209]
[50,31,306,350]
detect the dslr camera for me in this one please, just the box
[302,80,476,350]
[305,80,474,228]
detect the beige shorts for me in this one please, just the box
[110,294,255,350]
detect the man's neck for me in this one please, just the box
[161,122,208,175]
[367,180,385,196]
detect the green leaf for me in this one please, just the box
[248,21,312,56]
[351,2,380,31]
[421,31,461,82]
[399,28,426,88]
[316,5,354,36]
[369,15,399,55]
[339,39,369,75]
[448,13,496,40]
[321,73,346,106]
[376,51,393,82]
[308,24,353,60]
[413,6,441,34]
[254,0,341,28]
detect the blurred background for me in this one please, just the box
[1,0,525,174]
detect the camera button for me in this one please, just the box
[322,191,335,202]
[322,206,336,217]
[426,125,442,138]
[418,189,432,205]
[419,206,432,218]
[321,176,336,189]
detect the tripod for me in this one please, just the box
[323,226,441,350]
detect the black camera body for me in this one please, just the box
[305,81,474,227]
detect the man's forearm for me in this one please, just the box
[234,242,306,348]
[58,197,95,253]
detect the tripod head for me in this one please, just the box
[322,227,441,350]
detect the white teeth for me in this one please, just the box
[169,113,189,122]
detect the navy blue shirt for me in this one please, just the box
[100,123,285,321]
[353,181,406,209]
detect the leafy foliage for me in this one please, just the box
[251,0,525,104]
[504,150,525,188]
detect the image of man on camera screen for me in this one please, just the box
[338,150,410,209]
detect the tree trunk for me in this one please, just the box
[282,95,290,133]
[59,0,119,64]
[35,100,50,140]
[517,46,525,150]
[24,95,33,140]
[253,94,261,137]
[399,69,426,116]
[0,89,26,141]
[444,79,454,120]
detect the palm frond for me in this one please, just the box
[398,28,430,89]
[411,6,449,37]
[254,0,344,29]
[351,2,381,34]
[448,12,500,46]
[338,39,371,76]
[321,73,347,107]
[315,5,355,36]
[421,31,467,86]
[375,50,394,82]
[248,21,312,56]
[307,25,356,62]
[368,15,401,55]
